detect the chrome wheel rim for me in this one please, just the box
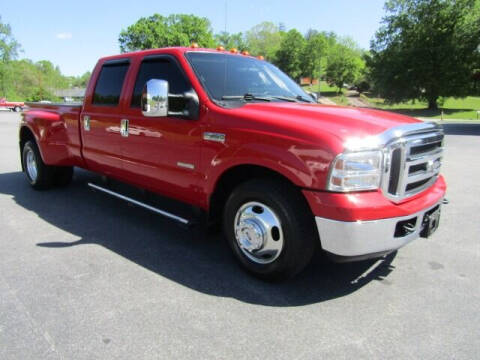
[25,148,38,182]
[233,201,284,264]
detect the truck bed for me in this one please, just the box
[22,102,84,167]
[25,102,83,109]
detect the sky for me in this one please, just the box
[2,0,386,77]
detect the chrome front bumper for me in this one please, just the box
[315,199,443,257]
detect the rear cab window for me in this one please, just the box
[92,60,130,106]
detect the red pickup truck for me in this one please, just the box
[1,98,24,112]
[20,46,446,280]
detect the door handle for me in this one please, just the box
[83,116,90,131]
[120,118,129,137]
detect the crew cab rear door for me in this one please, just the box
[80,58,131,176]
[119,54,204,206]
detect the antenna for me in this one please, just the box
[224,1,228,33]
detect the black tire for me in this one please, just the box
[14,106,21,112]
[22,140,56,190]
[53,166,74,187]
[22,141,74,189]
[223,179,317,281]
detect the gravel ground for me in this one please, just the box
[0,112,479,359]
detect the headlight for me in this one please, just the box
[327,150,383,192]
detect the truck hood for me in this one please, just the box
[228,102,420,142]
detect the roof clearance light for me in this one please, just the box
[216,46,225,51]
[190,42,199,48]
[241,51,250,56]
[230,48,238,53]
[257,55,264,60]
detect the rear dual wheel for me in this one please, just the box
[223,179,317,281]
[22,140,73,190]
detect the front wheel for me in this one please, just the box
[223,179,317,281]
[14,106,21,112]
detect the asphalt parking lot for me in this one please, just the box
[0,112,479,359]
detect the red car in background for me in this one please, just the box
[0,98,24,112]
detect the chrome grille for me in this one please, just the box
[381,123,444,202]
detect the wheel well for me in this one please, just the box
[208,165,298,225]
[20,126,35,149]
[19,127,35,169]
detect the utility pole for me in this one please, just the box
[318,62,321,95]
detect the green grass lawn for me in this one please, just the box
[302,82,348,105]
[329,94,349,106]
[361,95,480,120]
[302,82,480,120]
[303,81,341,94]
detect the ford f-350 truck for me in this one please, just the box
[20,46,446,280]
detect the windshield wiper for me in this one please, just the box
[295,95,313,103]
[269,95,313,103]
[276,95,313,103]
[269,95,297,102]
[220,93,313,103]
[221,93,271,102]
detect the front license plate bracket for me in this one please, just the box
[420,205,441,238]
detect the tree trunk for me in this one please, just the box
[427,97,438,110]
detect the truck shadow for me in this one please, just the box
[441,123,480,136]
[0,170,396,307]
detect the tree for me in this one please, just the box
[214,31,247,51]
[300,31,327,82]
[369,0,480,109]
[73,71,91,87]
[326,39,365,92]
[274,29,305,80]
[0,18,91,101]
[354,53,374,93]
[245,22,283,60]
[0,17,20,62]
[0,17,21,97]
[118,14,216,52]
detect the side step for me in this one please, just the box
[87,182,191,226]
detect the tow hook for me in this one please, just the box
[403,223,416,233]
[442,198,449,205]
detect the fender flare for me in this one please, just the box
[20,110,70,165]
[205,142,319,197]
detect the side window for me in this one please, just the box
[131,58,190,109]
[92,62,129,106]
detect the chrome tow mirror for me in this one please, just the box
[141,79,168,117]
[141,78,200,120]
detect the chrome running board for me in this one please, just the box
[87,182,190,226]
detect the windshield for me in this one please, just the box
[185,52,313,104]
